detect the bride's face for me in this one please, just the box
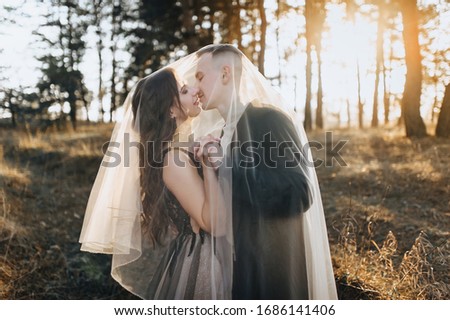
[178,82,201,118]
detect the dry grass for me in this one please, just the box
[0,122,449,299]
[332,218,449,299]
[0,122,135,299]
[310,125,449,300]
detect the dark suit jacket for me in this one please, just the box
[229,104,312,299]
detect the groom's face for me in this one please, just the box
[195,53,221,110]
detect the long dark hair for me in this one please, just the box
[131,68,181,245]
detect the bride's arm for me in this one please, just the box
[162,149,223,235]
[199,151,225,236]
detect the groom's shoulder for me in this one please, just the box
[245,102,291,124]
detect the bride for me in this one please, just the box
[79,66,225,299]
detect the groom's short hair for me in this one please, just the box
[196,44,243,81]
[196,44,242,59]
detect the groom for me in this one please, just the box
[195,44,313,299]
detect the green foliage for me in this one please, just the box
[34,0,90,129]
[125,0,184,79]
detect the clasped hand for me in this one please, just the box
[194,135,222,170]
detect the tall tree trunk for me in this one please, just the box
[431,56,440,123]
[110,50,117,122]
[400,0,427,137]
[275,0,282,84]
[372,69,380,127]
[435,83,450,137]
[120,75,130,108]
[94,0,105,122]
[372,5,384,128]
[7,91,17,128]
[97,24,105,121]
[347,99,351,128]
[383,20,391,124]
[304,0,313,131]
[257,0,266,75]
[109,1,120,122]
[304,42,313,131]
[387,27,397,124]
[294,75,298,112]
[383,45,389,124]
[313,0,325,129]
[357,58,364,128]
[84,103,90,123]
[11,109,16,127]
[431,81,438,122]
[67,4,77,130]
[69,92,77,130]
[97,37,104,122]
[316,43,323,129]
[346,0,363,128]
[81,83,91,123]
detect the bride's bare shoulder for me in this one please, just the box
[163,148,196,176]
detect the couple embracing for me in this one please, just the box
[79,44,337,300]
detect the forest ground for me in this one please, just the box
[0,122,448,299]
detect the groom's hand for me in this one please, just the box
[195,135,222,170]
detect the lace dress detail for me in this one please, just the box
[145,149,220,299]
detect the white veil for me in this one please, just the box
[79,52,226,299]
[79,44,337,300]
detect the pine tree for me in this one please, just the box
[35,0,89,130]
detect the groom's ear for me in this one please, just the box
[221,65,231,85]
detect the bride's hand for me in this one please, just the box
[195,135,222,170]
